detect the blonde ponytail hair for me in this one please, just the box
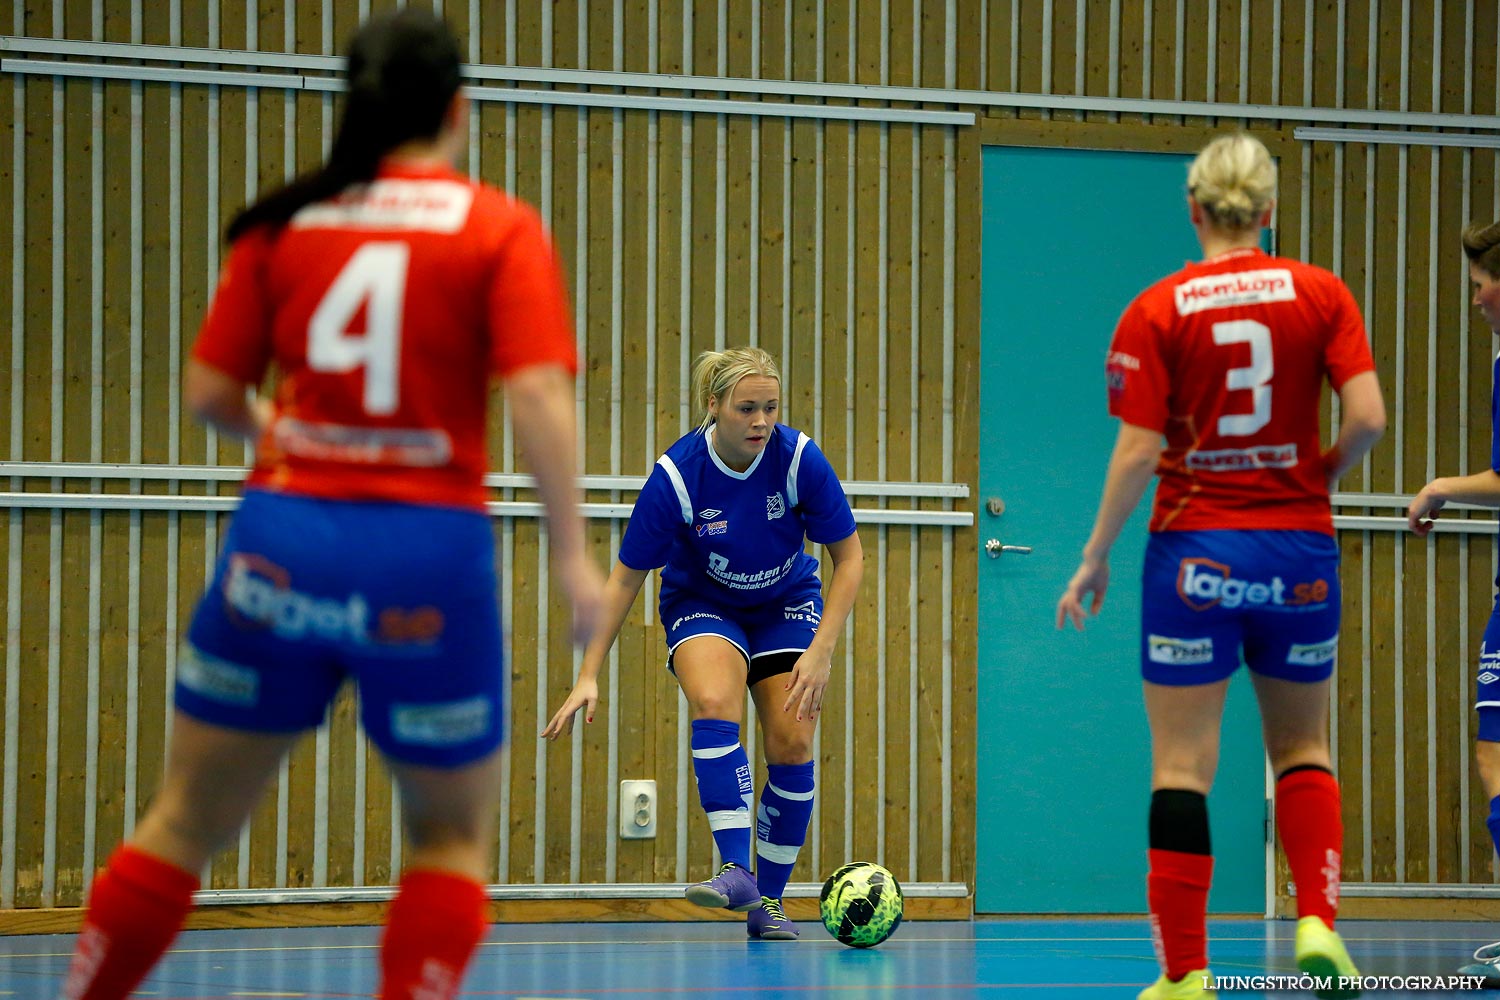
[691,347,781,432]
[1463,220,1500,279]
[1187,133,1277,232]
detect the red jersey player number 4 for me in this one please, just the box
[193,163,577,511]
[60,11,604,1000]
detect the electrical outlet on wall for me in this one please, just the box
[620,779,657,839]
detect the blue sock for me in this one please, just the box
[1487,795,1500,858]
[755,761,816,900]
[690,719,753,870]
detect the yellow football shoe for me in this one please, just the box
[1294,916,1361,999]
[1137,969,1216,1000]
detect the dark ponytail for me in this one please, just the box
[225,9,462,243]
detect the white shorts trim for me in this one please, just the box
[668,632,750,665]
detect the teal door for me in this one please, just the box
[976,146,1266,914]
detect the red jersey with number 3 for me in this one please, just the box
[191,161,577,511]
[1105,247,1375,535]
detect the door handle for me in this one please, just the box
[984,539,1033,558]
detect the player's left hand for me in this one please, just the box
[1056,556,1109,631]
[541,676,599,741]
[1407,481,1447,536]
[783,647,833,721]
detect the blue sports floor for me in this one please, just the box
[0,918,1493,999]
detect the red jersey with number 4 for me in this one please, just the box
[191,161,577,511]
[1106,247,1375,535]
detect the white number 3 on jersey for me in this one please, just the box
[307,242,409,416]
[1213,319,1273,437]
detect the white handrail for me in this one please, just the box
[3,35,1497,132]
[0,460,970,498]
[0,491,973,526]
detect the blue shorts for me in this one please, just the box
[1140,530,1341,686]
[177,489,505,768]
[1477,601,1500,742]
[660,577,824,685]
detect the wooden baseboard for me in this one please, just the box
[1277,896,1500,921]
[0,894,972,936]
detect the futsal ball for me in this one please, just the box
[819,861,904,948]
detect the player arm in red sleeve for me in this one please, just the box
[488,205,579,377]
[1322,372,1385,487]
[1058,299,1166,630]
[489,208,602,649]
[1319,279,1386,487]
[1104,298,1171,430]
[183,361,275,441]
[185,229,277,440]
[1056,421,1164,631]
[505,363,604,650]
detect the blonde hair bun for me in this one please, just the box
[1188,133,1277,231]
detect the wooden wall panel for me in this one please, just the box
[8,0,1500,922]
[915,119,948,882]
[884,118,917,879]
[0,0,13,920]
[951,116,982,893]
[1401,142,1437,885]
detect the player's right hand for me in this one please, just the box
[1056,556,1109,631]
[541,677,599,741]
[1406,481,1447,536]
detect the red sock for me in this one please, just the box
[61,845,199,1000]
[380,869,489,1000]
[1276,768,1342,929]
[1147,848,1213,982]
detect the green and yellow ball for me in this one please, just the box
[819,861,904,948]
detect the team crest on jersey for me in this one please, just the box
[1105,352,1139,400]
[766,492,786,520]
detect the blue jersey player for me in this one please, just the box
[1408,219,1500,985]
[543,347,864,941]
